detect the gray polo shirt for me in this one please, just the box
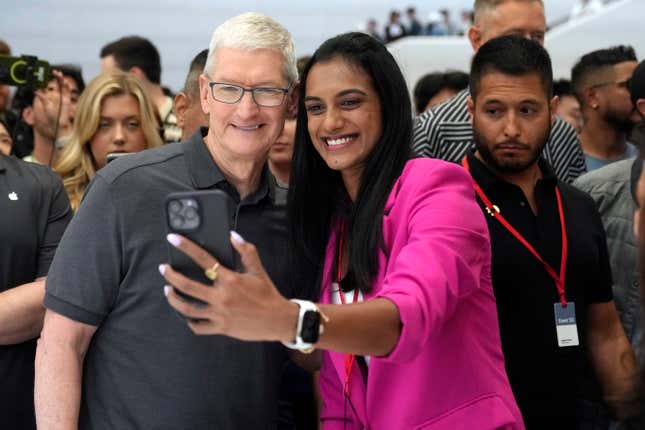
[44,128,293,429]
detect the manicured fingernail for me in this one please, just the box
[167,234,181,246]
[164,285,171,297]
[158,264,166,275]
[230,231,245,244]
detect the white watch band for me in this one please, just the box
[282,299,318,351]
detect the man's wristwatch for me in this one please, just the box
[282,299,325,353]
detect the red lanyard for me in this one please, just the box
[461,157,569,307]
[336,224,359,395]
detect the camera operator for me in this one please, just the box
[12,65,84,165]
[0,121,72,427]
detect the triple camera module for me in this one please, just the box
[167,198,201,231]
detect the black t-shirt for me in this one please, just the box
[466,153,613,428]
[44,128,294,429]
[0,154,72,429]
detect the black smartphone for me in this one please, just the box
[165,190,235,305]
[0,55,51,88]
[106,152,130,164]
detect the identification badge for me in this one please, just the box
[554,302,579,347]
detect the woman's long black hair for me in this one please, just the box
[288,32,413,299]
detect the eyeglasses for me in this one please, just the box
[208,81,291,107]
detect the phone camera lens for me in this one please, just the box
[168,201,182,214]
[169,215,184,230]
[184,206,197,220]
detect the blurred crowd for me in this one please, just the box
[365,6,473,43]
[366,0,611,45]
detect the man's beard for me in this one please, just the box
[473,117,551,175]
[605,106,635,135]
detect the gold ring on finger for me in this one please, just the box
[204,262,220,281]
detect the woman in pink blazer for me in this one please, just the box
[163,32,524,429]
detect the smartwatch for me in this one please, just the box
[282,299,323,353]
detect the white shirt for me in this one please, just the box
[330,283,370,366]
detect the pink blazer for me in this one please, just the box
[318,159,524,430]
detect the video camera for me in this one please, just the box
[0,55,51,89]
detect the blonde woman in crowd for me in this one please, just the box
[55,71,163,210]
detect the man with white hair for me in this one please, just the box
[412,0,587,184]
[35,13,298,429]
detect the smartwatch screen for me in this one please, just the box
[301,310,321,343]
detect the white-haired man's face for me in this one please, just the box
[199,47,296,162]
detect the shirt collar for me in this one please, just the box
[182,127,273,204]
[465,149,558,191]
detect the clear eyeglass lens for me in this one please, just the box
[211,83,285,107]
[254,88,285,106]
[212,85,243,103]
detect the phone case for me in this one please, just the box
[106,152,130,164]
[165,190,236,289]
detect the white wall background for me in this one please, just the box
[1,0,580,92]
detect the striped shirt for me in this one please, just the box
[412,89,587,184]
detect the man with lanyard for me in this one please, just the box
[462,35,637,428]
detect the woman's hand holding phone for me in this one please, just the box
[159,232,299,343]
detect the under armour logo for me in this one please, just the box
[8,192,18,201]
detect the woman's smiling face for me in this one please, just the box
[304,57,382,189]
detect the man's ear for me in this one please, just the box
[128,66,147,82]
[550,95,560,126]
[468,25,483,52]
[22,106,35,126]
[174,92,189,129]
[466,96,475,125]
[199,74,210,115]
[583,87,600,112]
[637,99,645,118]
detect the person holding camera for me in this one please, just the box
[12,66,84,165]
[35,13,300,429]
[54,71,163,211]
